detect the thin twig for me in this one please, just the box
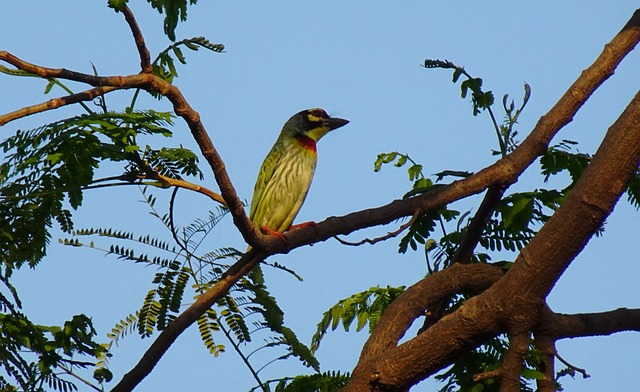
[166,187,229,269]
[57,363,102,392]
[0,86,117,126]
[334,209,421,246]
[155,174,227,206]
[121,6,152,73]
[472,368,502,382]
[555,351,590,379]
[451,184,505,264]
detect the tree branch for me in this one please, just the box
[540,306,640,339]
[358,263,504,362]
[342,10,640,391]
[110,249,267,392]
[498,333,529,392]
[554,351,590,379]
[0,86,118,126]
[533,332,557,392]
[120,6,152,73]
[451,184,505,264]
[419,184,506,335]
[0,51,259,247]
[137,168,227,207]
[333,209,421,246]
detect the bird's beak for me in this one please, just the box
[324,117,349,131]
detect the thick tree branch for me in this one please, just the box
[349,87,640,392]
[358,263,504,362]
[498,333,529,392]
[539,306,640,339]
[533,333,557,392]
[342,11,640,390]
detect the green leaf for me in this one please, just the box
[43,79,55,94]
[108,0,129,11]
[146,0,199,41]
[311,286,405,353]
[502,196,534,232]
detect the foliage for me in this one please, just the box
[0,308,107,392]
[311,286,405,354]
[0,110,186,270]
[2,3,639,392]
[108,0,199,41]
[59,190,319,389]
[251,371,351,392]
[152,37,224,85]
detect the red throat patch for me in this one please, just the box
[295,134,317,152]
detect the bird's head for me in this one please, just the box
[285,108,349,142]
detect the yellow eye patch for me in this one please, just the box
[307,114,322,122]
[307,108,328,123]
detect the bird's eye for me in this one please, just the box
[310,109,326,118]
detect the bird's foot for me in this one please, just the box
[260,226,288,243]
[288,221,317,231]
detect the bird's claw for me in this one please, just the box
[260,226,288,243]
[288,221,317,231]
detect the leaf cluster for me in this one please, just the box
[0,110,179,270]
[108,0,199,41]
[0,309,107,392]
[253,371,351,392]
[310,286,405,354]
[61,193,320,388]
[150,37,224,96]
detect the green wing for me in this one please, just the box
[249,142,285,223]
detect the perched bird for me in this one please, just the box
[249,108,349,238]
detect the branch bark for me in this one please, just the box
[359,263,504,362]
[120,5,152,73]
[498,333,529,392]
[533,332,557,392]
[539,306,640,339]
[341,11,640,390]
[0,86,118,126]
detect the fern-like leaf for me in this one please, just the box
[255,371,351,392]
[196,309,225,357]
[311,286,405,353]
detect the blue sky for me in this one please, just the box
[2,2,640,391]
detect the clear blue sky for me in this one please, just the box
[2,2,640,391]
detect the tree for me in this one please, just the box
[1,2,640,391]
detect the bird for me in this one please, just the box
[249,108,349,240]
